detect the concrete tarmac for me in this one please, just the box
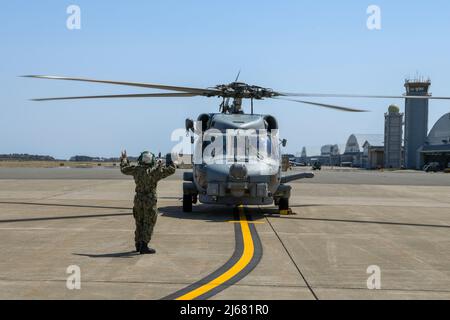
[0,168,449,299]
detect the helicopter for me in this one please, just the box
[23,74,450,213]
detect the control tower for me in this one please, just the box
[404,78,431,169]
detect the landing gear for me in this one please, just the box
[279,198,289,211]
[274,184,293,215]
[183,194,193,212]
[182,182,197,212]
[275,197,293,215]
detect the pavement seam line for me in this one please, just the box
[2,278,450,294]
[263,210,319,301]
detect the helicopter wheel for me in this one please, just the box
[183,194,193,212]
[278,198,289,212]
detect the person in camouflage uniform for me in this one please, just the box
[120,150,175,254]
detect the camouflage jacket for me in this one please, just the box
[120,158,176,196]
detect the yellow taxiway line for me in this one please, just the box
[227,220,265,224]
[176,206,254,300]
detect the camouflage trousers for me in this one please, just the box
[133,193,158,244]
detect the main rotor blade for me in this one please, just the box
[22,75,219,96]
[31,92,198,102]
[277,92,450,100]
[274,97,368,112]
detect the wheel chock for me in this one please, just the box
[279,208,294,215]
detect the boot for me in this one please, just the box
[135,242,140,252]
[139,242,156,254]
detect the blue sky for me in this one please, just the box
[1,0,449,159]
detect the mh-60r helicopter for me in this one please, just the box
[23,74,450,213]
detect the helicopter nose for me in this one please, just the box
[229,163,248,180]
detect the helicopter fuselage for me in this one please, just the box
[183,112,289,207]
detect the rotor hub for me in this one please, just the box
[215,82,276,100]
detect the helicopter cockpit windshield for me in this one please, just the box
[199,129,280,166]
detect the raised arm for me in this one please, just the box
[148,161,176,182]
[120,150,136,176]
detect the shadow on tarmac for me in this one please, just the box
[0,212,132,223]
[158,205,266,222]
[0,201,131,210]
[268,215,450,229]
[0,201,133,223]
[73,251,139,259]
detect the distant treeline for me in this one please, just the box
[69,155,137,162]
[0,154,56,161]
[0,153,139,162]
